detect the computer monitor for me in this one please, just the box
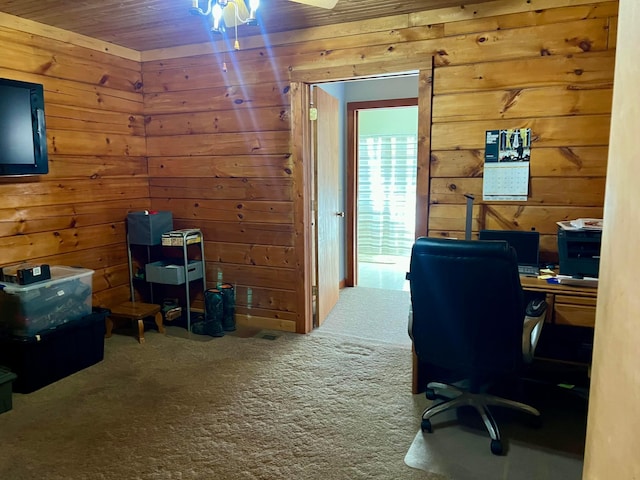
[478,230,540,273]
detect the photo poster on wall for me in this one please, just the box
[483,128,531,201]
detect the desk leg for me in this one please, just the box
[412,347,428,395]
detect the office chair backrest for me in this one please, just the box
[409,237,525,379]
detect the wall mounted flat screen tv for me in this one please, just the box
[0,78,48,176]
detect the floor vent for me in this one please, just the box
[258,333,280,341]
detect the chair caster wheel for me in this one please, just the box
[490,439,503,455]
[421,419,432,433]
[425,387,437,400]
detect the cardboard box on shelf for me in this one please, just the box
[161,229,202,247]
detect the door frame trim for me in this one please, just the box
[290,81,314,334]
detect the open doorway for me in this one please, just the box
[349,101,418,292]
[289,59,433,334]
[308,79,421,327]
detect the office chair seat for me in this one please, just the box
[408,237,545,455]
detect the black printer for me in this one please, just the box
[557,226,602,278]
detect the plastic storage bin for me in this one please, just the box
[0,366,17,413]
[0,307,109,394]
[0,266,94,336]
[145,260,204,285]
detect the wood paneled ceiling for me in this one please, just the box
[0,0,497,52]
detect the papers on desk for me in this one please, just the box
[547,275,598,288]
[557,219,603,231]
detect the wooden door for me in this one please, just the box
[314,86,341,326]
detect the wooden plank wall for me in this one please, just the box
[429,4,616,262]
[142,0,616,332]
[143,51,296,331]
[0,24,148,308]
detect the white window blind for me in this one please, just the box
[357,134,417,262]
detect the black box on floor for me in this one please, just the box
[0,307,110,394]
[0,366,17,413]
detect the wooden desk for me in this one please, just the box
[520,276,598,328]
[411,277,598,393]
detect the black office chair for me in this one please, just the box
[407,237,544,455]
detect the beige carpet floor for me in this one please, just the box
[0,326,436,480]
[320,287,588,479]
[318,286,412,347]
[0,286,588,479]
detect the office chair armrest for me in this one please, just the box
[522,316,544,363]
[522,299,547,363]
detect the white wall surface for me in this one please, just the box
[344,75,418,103]
[583,0,640,477]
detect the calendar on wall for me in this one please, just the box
[483,128,531,201]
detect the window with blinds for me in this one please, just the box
[357,133,417,263]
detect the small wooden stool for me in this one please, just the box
[106,302,165,344]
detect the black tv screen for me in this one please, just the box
[0,78,48,176]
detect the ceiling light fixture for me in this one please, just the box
[190,0,260,35]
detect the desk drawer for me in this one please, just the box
[554,299,596,327]
[555,295,597,307]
